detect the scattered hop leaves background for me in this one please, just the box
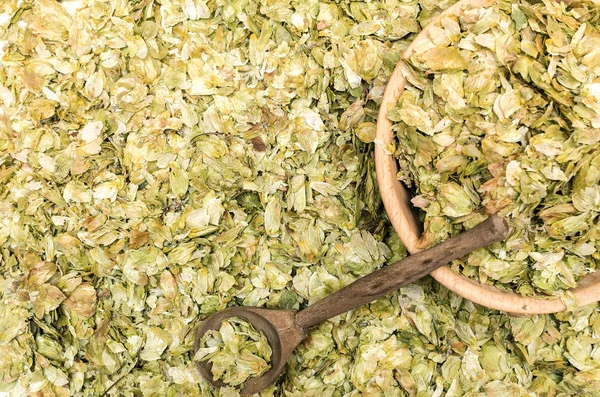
[0,0,599,396]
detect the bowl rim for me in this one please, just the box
[374,0,600,314]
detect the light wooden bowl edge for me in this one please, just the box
[375,0,599,314]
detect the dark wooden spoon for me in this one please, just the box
[194,215,509,396]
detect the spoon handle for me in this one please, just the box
[295,215,509,329]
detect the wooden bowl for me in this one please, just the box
[375,0,600,314]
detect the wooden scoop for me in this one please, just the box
[194,215,509,395]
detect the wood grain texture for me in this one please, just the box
[295,216,509,329]
[375,0,598,314]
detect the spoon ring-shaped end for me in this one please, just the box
[194,307,306,396]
